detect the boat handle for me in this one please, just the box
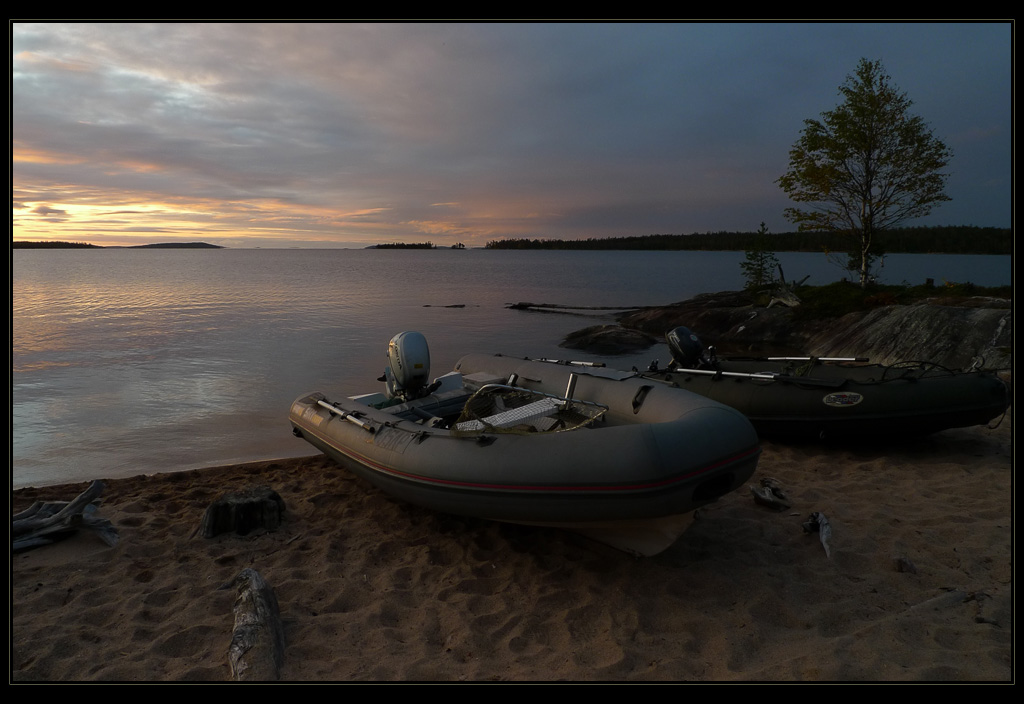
[632,385,653,414]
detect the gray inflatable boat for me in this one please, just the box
[289,334,760,554]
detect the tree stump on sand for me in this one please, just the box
[198,486,285,539]
[222,568,285,681]
[12,480,119,551]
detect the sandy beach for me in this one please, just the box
[12,411,1012,682]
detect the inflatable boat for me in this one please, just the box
[289,332,761,554]
[635,327,1010,440]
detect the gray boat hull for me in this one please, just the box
[290,354,761,525]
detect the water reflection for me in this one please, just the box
[12,248,1011,487]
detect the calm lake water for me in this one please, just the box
[12,248,1011,488]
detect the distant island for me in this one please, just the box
[125,242,223,249]
[368,242,437,249]
[13,241,223,249]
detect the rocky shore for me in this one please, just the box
[561,290,1012,372]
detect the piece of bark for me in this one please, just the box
[198,486,285,539]
[802,511,833,558]
[750,477,792,511]
[222,568,285,681]
[894,556,918,573]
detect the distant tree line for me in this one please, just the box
[371,242,436,249]
[131,242,222,249]
[12,241,222,249]
[485,226,1010,255]
[13,240,101,249]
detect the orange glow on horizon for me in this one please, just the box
[13,180,549,248]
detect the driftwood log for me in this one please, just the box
[222,568,285,681]
[198,486,285,539]
[507,301,648,317]
[767,264,810,308]
[12,480,119,552]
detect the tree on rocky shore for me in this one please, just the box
[778,59,952,288]
[739,222,780,292]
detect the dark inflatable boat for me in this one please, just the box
[635,327,1010,440]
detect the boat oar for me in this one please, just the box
[662,366,848,388]
[765,356,870,362]
[534,358,607,367]
[316,400,376,433]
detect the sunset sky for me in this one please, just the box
[12,22,1012,248]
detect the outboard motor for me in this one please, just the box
[383,331,431,402]
[666,326,709,369]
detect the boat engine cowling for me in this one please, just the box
[383,331,431,401]
[666,326,706,369]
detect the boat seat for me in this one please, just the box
[381,388,473,420]
[454,397,561,432]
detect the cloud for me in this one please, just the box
[12,22,1011,246]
